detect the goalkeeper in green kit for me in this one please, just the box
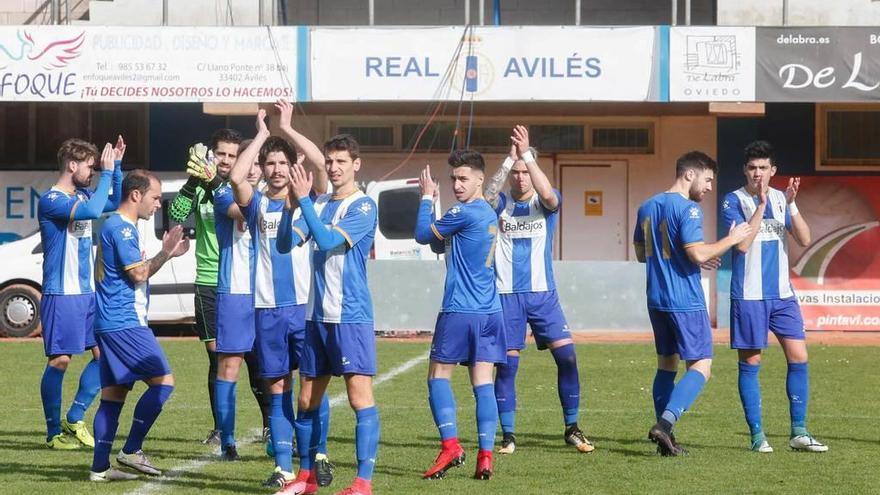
[168,129,273,449]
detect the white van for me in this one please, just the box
[0,176,197,338]
[366,178,442,260]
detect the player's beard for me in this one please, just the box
[688,182,704,202]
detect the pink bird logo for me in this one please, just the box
[0,30,84,70]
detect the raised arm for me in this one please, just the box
[485,144,516,209]
[512,125,558,211]
[276,98,328,194]
[230,109,269,208]
[785,177,811,247]
[415,165,442,244]
[72,143,114,221]
[126,225,190,284]
[290,162,347,251]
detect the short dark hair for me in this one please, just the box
[258,136,296,166]
[744,140,775,167]
[210,128,243,152]
[57,138,98,171]
[675,150,717,178]
[122,169,158,200]
[448,149,486,172]
[323,134,360,160]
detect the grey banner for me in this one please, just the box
[757,27,880,102]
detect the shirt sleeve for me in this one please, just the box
[430,203,472,240]
[111,224,145,270]
[721,193,746,230]
[334,197,378,248]
[784,201,793,231]
[679,202,705,248]
[241,189,261,229]
[213,186,236,219]
[494,192,507,216]
[539,189,562,213]
[39,191,80,221]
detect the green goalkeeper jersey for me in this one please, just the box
[168,178,219,286]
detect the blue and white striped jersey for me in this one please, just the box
[722,187,794,300]
[305,191,377,324]
[494,190,560,294]
[95,213,148,333]
[243,189,311,308]
[214,185,255,295]
[38,187,96,295]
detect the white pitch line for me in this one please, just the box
[124,350,429,495]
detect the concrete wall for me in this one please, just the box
[718,0,880,26]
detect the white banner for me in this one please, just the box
[0,26,298,102]
[310,26,658,101]
[669,26,756,101]
[0,172,58,243]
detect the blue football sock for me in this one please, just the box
[41,364,65,441]
[787,362,809,435]
[295,408,320,471]
[551,344,581,425]
[662,369,707,425]
[215,379,236,448]
[474,384,498,451]
[652,369,677,421]
[282,388,295,444]
[495,354,519,434]
[122,384,173,454]
[737,362,763,437]
[67,358,101,424]
[428,378,457,440]
[269,393,294,472]
[91,400,123,472]
[318,393,330,455]
[354,406,380,481]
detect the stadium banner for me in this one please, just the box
[669,26,755,101]
[0,26,298,102]
[309,26,659,101]
[773,175,880,331]
[0,172,58,243]
[757,27,880,102]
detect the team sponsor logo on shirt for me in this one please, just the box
[121,227,134,240]
[199,201,215,219]
[722,199,731,210]
[48,192,59,201]
[259,214,280,236]
[499,216,545,235]
[358,202,372,215]
[689,207,701,219]
[449,205,461,216]
[759,219,786,238]
[68,219,91,238]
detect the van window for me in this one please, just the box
[156,193,198,240]
[377,187,421,240]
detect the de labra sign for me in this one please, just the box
[757,27,880,102]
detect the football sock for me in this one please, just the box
[787,362,809,436]
[551,344,581,425]
[428,378,457,441]
[207,349,219,431]
[66,358,101,424]
[737,362,763,437]
[652,369,677,421]
[215,379,236,448]
[243,350,271,429]
[355,406,380,481]
[122,384,173,454]
[474,384,498,451]
[269,393,294,473]
[295,408,319,470]
[661,369,706,425]
[495,354,519,434]
[318,393,330,455]
[41,364,65,441]
[91,399,123,472]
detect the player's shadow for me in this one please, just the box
[0,430,55,451]
[0,461,90,482]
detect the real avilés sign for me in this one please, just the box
[309,26,661,102]
[757,27,880,102]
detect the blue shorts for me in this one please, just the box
[96,327,172,389]
[216,293,256,354]
[255,305,306,379]
[730,298,805,349]
[299,321,377,378]
[430,312,507,366]
[40,293,96,356]
[501,291,570,351]
[649,309,713,361]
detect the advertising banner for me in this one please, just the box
[757,27,880,102]
[669,26,755,101]
[0,172,58,243]
[774,176,880,331]
[0,26,298,102]
[310,26,659,101]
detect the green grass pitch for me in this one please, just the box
[1,339,877,494]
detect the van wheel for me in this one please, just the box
[0,284,41,338]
